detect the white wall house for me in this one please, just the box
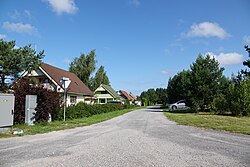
[22,63,94,106]
[94,84,122,104]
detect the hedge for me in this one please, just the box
[53,102,126,120]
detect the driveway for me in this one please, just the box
[0,107,249,167]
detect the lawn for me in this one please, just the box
[164,112,250,135]
[0,108,139,138]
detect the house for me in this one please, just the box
[22,63,94,106]
[118,90,134,104]
[129,92,137,101]
[94,84,122,104]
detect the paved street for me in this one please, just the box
[0,107,249,167]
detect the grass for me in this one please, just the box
[164,111,250,135]
[0,108,139,138]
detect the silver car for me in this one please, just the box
[168,100,189,110]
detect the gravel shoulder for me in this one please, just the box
[0,107,249,167]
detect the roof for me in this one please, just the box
[40,63,94,96]
[129,92,137,100]
[100,84,121,99]
[119,90,133,101]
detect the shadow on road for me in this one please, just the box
[144,106,165,112]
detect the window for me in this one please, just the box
[107,99,113,102]
[100,99,106,103]
[70,96,77,104]
[44,78,49,83]
[96,91,108,94]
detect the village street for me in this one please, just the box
[0,107,249,167]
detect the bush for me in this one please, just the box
[13,78,61,124]
[211,94,229,115]
[123,100,131,109]
[54,102,124,121]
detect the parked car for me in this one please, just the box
[168,100,190,110]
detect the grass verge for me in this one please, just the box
[0,108,140,138]
[164,112,250,135]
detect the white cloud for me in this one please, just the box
[63,58,71,64]
[161,69,174,76]
[130,0,140,7]
[243,35,250,45]
[161,70,169,75]
[186,22,230,39]
[206,52,244,65]
[2,22,37,34]
[0,34,6,39]
[10,10,21,19]
[44,0,78,15]
[24,10,32,19]
[9,10,32,20]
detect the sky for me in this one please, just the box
[0,0,250,95]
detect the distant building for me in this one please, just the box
[94,84,122,104]
[118,90,134,104]
[129,92,137,101]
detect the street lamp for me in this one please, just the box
[60,77,71,121]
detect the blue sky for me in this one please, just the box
[1,0,250,95]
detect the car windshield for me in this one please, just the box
[177,100,185,104]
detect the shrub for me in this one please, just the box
[54,102,124,121]
[13,78,61,124]
[123,100,131,109]
[211,94,229,115]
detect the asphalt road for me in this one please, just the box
[0,107,249,167]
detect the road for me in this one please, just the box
[0,107,249,167]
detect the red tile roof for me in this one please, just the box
[119,90,133,101]
[41,63,94,96]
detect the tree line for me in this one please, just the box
[140,88,168,106]
[140,46,250,116]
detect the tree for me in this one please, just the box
[155,88,168,105]
[242,45,250,76]
[140,88,160,105]
[210,46,250,116]
[147,88,158,104]
[0,39,44,90]
[90,65,110,91]
[213,74,250,116]
[167,70,192,104]
[69,50,96,87]
[189,54,224,109]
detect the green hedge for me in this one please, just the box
[53,102,125,120]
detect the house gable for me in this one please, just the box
[119,90,133,101]
[22,63,94,97]
[94,84,121,104]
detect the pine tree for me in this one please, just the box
[91,66,110,91]
[0,39,44,91]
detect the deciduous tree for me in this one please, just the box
[69,50,96,87]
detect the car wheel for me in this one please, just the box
[172,105,177,110]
